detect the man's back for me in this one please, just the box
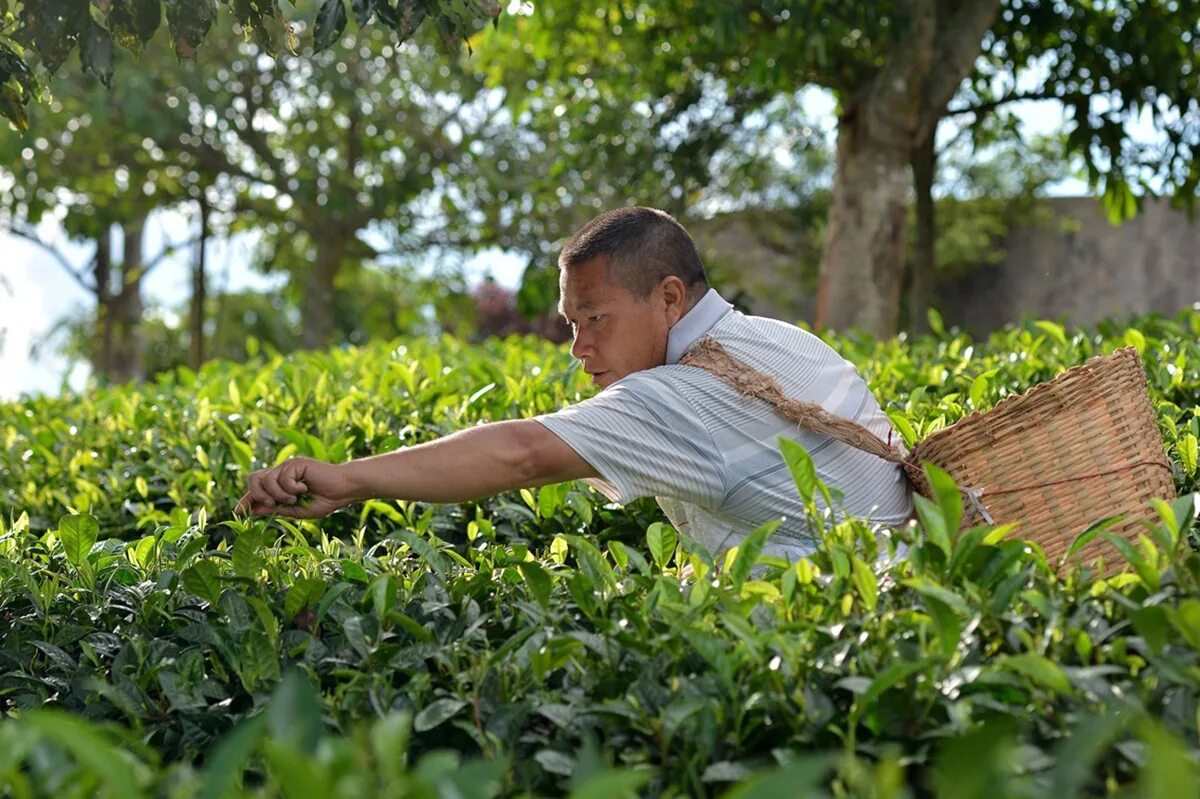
[535,291,914,561]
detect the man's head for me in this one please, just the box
[557,206,709,389]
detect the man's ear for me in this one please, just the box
[659,276,689,324]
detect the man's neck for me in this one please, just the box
[665,288,734,364]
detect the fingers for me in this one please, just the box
[238,459,313,518]
[277,463,309,497]
[259,469,298,506]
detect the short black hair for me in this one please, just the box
[558,206,709,302]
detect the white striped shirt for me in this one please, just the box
[535,289,913,561]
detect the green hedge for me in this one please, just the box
[1,310,1198,798]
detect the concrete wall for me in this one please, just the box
[936,197,1199,335]
[696,197,1199,335]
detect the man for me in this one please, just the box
[237,207,913,561]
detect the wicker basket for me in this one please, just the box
[680,340,1177,568]
[901,346,1176,565]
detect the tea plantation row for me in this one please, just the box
[1,310,1198,797]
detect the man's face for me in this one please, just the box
[558,256,688,390]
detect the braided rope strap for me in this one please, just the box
[678,337,905,464]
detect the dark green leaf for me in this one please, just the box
[165,0,217,58]
[351,0,373,27]
[413,697,467,732]
[108,0,162,51]
[519,561,553,609]
[1132,606,1171,654]
[79,20,115,87]
[1067,514,1126,560]
[266,670,323,754]
[182,559,223,606]
[314,0,348,52]
[199,713,267,799]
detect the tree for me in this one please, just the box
[0,0,501,131]
[165,15,508,350]
[11,1,1197,341]
[0,16,226,383]
[471,1,1200,336]
[7,7,512,367]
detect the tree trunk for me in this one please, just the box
[814,110,913,337]
[94,229,114,381]
[108,215,147,384]
[909,127,937,335]
[300,234,345,350]
[814,0,1001,337]
[189,195,210,370]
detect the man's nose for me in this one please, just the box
[570,329,593,360]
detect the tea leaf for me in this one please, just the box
[850,556,877,612]
[392,530,450,577]
[728,519,781,591]
[182,559,223,607]
[232,531,265,579]
[646,522,677,570]
[414,698,468,732]
[1179,434,1198,476]
[779,438,817,503]
[924,463,963,542]
[566,769,651,799]
[1136,719,1200,799]
[1033,320,1068,348]
[266,671,323,755]
[58,514,99,567]
[519,561,553,609]
[22,711,140,797]
[199,713,267,799]
[999,653,1073,696]
[1067,514,1125,559]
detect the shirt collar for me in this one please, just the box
[665,288,733,365]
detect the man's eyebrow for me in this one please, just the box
[559,299,601,317]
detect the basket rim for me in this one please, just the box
[911,345,1149,456]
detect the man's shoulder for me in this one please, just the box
[717,309,818,344]
[706,310,834,367]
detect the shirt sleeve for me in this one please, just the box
[533,373,726,507]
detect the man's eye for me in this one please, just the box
[589,315,603,323]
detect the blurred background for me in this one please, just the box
[1,0,1197,399]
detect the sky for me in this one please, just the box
[0,88,1109,401]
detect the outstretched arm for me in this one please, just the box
[236,419,596,518]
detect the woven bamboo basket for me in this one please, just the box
[680,341,1177,568]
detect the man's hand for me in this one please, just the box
[236,457,354,519]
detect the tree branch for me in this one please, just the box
[230,67,291,184]
[919,0,1003,137]
[144,235,205,273]
[6,226,96,293]
[946,88,1089,120]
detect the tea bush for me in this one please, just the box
[1,309,1198,798]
